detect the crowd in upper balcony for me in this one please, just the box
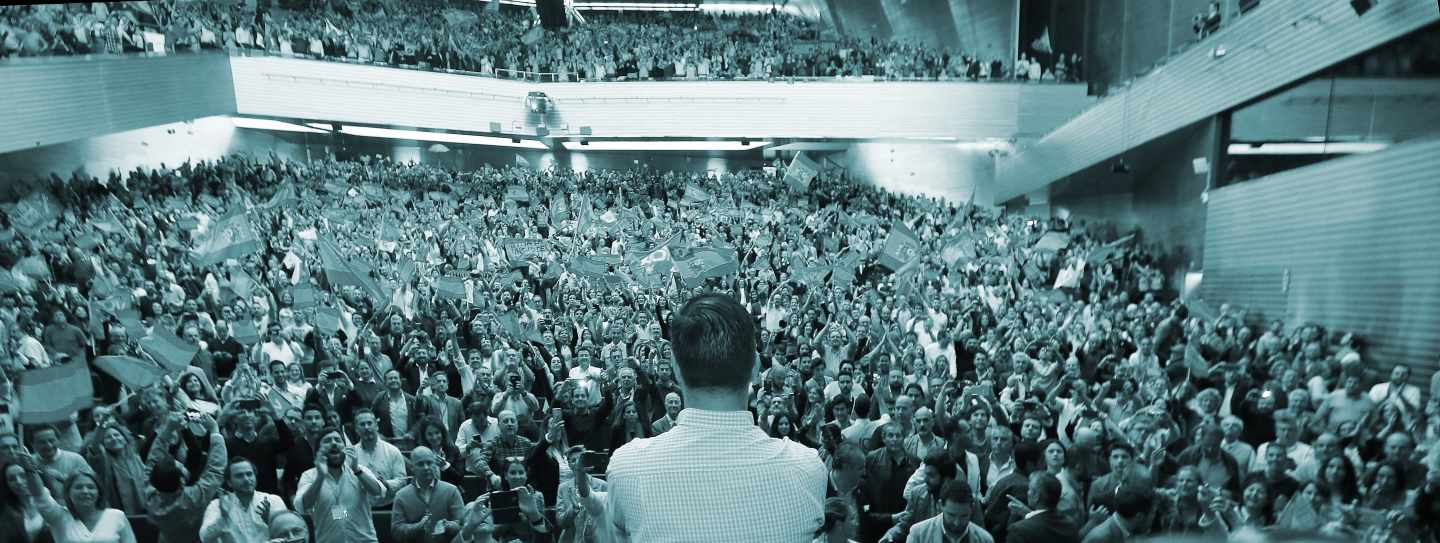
[0,1,1090,83]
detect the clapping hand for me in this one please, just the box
[256,497,272,522]
[1006,495,1032,517]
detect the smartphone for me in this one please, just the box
[581,451,611,476]
[237,399,263,410]
[489,490,521,524]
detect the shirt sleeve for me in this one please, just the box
[293,469,317,513]
[198,499,224,543]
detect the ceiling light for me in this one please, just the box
[231,117,328,134]
[338,125,549,149]
[1226,142,1388,155]
[560,140,771,151]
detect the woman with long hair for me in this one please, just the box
[1317,455,1361,508]
[28,460,137,543]
[607,399,652,450]
[176,369,221,415]
[1361,461,1406,509]
[0,459,46,543]
[1037,439,1084,526]
[1207,474,1275,533]
[410,416,466,489]
[812,496,858,543]
[79,423,148,515]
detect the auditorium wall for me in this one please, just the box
[1048,117,1216,289]
[845,142,996,204]
[1202,137,1440,384]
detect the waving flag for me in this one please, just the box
[194,212,260,266]
[830,251,864,286]
[141,328,198,373]
[291,285,320,310]
[7,191,62,229]
[17,362,94,424]
[682,183,712,206]
[232,320,260,346]
[1032,27,1053,54]
[674,246,739,286]
[314,306,343,337]
[264,183,299,209]
[785,152,821,193]
[95,355,168,390]
[878,220,922,271]
[318,237,385,301]
[630,236,679,286]
[1184,345,1213,379]
[941,236,977,266]
[568,254,625,287]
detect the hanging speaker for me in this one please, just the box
[537,0,569,30]
[1350,0,1374,16]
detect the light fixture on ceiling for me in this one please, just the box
[230,117,328,134]
[560,140,771,151]
[337,125,549,149]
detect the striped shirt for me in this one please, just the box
[607,408,827,542]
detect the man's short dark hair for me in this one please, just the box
[831,442,866,472]
[940,479,973,506]
[667,294,756,390]
[924,451,957,481]
[1113,483,1153,518]
[1030,471,1063,509]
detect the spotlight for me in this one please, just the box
[581,140,590,146]
[1350,0,1374,16]
[511,138,521,144]
[741,139,751,146]
[1112,158,1132,174]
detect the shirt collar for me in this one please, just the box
[675,408,756,430]
[1024,509,1048,520]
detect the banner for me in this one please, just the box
[194,212,261,267]
[141,329,198,373]
[18,362,95,424]
[878,220,922,271]
[435,276,467,301]
[567,254,625,286]
[94,355,168,390]
[504,185,531,203]
[501,238,549,264]
[785,152,820,193]
[1088,234,1135,263]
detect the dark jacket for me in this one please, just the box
[1007,510,1081,543]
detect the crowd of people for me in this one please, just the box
[0,148,1436,543]
[0,1,1085,82]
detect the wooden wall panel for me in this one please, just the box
[995,0,1439,203]
[1202,137,1440,384]
[231,56,1091,140]
[0,54,236,154]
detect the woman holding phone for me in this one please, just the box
[454,456,553,543]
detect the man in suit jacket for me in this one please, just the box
[1081,483,1153,543]
[372,368,420,439]
[907,480,995,543]
[650,391,684,435]
[420,372,464,437]
[1006,472,1079,543]
[1086,444,1151,513]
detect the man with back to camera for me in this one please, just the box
[604,294,827,541]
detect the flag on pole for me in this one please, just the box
[941,236,977,266]
[141,329,198,373]
[630,236,680,286]
[1032,27,1053,54]
[1184,345,1212,379]
[878,220,923,271]
[829,251,864,286]
[17,362,94,424]
[785,152,821,192]
[193,212,260,266]
[94,355,168,390]
[1088,234,1135,263]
